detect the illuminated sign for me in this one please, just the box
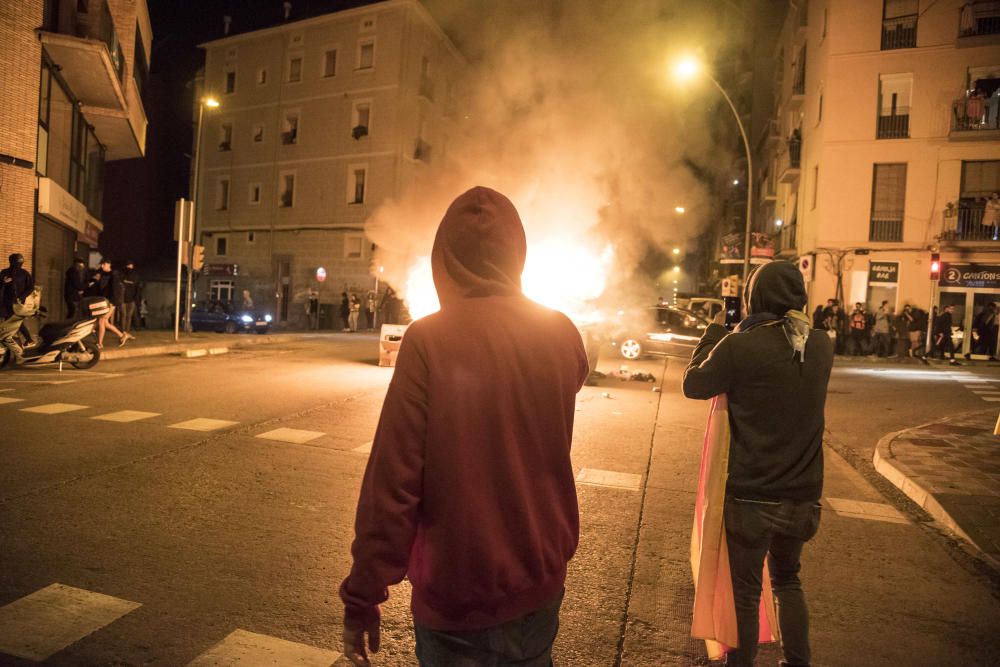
[939,263,1000,289]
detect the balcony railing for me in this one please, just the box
[959,1,1000,38]
[788,137,801,168]
[869,215,904,242]
[951,95,1000,131]
[792,67,805,95]
[882,14,918,49]
[940,205,1000,241]
[876,110,910,138]
[775,222,797,253]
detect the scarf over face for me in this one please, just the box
[737,261,811,361]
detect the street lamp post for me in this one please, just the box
[673,57,754,285]
[185,96,219,332]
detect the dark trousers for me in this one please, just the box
[936,334,956,360]
[849,330,866,356]
[121,301,137,333]
[874,333,891,357]
[724,497,821,667]
[414,592,563,667]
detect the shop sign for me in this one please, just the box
[38,178,103,238]
[204,263,238,277]
[939,263,1000,289]
[868,261,898,285]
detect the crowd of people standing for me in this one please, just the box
[335,287,402,332]
[811,298,998,365]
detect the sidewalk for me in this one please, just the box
[97,329,316,361]
[874,410,1000,568]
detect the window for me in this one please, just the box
[224,68,236,94]
[344,234,364,259]
[348,165,367,204]
[282,111,299,145]
[357,39,375,70]
[352,100,371,139]
[822,8,828,39]
[287,55,303,83]
[419,56,434,100]
[360,16,376,31]
[279,171,295,208]
[257,67,267,85]
[811,165,819,209]
[954,161,1000,241]
[323,49,338,77]
[877,73,911,139]
[252,123,264,143]
[818,91,824,124]
[215,235,229,257]
[882,0,918,50]
[210,279,234,302]
[870,163,907,241]
[249,182,261,206]
[215,177,230,211]
[219,122,233,151]
[247,231,256,244]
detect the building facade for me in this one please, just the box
[0,0,151,318]
[756,0,1000,353]
[194,0,463,329]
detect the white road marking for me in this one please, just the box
[0,397,25,405]
[981,397,1000,402]
[824,497,908,524]
[0,379,76,384]
[0,583,140,661]
[187,629,340,667]
[353,441,373,454]
[169,418,238,432]
[576,468,642,491]
[256,428,325,444]
[19,403,88,415]
[0,388,13,392]
[92,410,160,423]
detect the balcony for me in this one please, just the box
[40,0,146,160]
[958,1,1000,46]
[881,14,918,50]
[774,222,797,255]
[869,215,904,242]
[950,94,1000,139]
[778,135,801,184]
[876,109,910,139]
[940,205,1000,242]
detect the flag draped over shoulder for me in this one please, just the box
[690,395,777,660]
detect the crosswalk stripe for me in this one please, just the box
[256,428,325,444]
[0,583,141,661]
[353,441,373,454]
[92,410,160,423]
[19,403,88,414]
[981,397,1000,402]
[187,629,340,666]
[169,418,239,432]
[576,468,642,491]
[0,397,25,405]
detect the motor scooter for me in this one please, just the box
[0,288,106,370]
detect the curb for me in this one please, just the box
[873,421,998,569]
[100,334,301,361]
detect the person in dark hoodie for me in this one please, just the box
[340,187,589,667]
[64,257,89,319]
[1,253,36,344]
[683,261,834,667]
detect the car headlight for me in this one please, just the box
[240,315,253,323]
[264,314,272,322]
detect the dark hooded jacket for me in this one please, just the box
[682,261,834,501]
[341,187,589,631]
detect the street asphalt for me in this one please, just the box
[0,335,998,665]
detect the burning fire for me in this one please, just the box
[402,242,613,323]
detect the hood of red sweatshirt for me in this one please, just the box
[431,187,527,308]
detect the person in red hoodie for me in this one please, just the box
[340,186,589,666]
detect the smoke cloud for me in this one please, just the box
[365,0,739,315]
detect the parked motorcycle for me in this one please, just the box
[0,288,105,370]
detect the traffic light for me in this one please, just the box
[192,244,205,272]
[930,252,940,281]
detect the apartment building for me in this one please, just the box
[756,0,1000,353]
[194,0,463,329]
[0,0,151,318]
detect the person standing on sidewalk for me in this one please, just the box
[848,303,868,356]
[348,293,361,332]
[120,260,141,335]
[340,292,351,332]
[339,187,589,667]
[683,261,834,667]
[897,305,914,357]
[64,257,88,319]
[873,301,892,357]
[934,304,960,366]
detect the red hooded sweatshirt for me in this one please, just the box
[340,186,589,632]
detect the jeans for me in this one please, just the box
[121,301,137,333]
[414,592,563,667]
[724,497,822,667]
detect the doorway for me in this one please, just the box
[938,288,1000,356]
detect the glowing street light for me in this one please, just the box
[671,54,754,283]
[673,266,681,273]
[186,95,222,332]
[674,206,686,214]
[672,247,681,255]
[775,219,784,228]
[204,97,220,108]
[733,179,740,186]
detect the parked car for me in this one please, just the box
[611,306,708,360]
[187,300,272,334]
[676,296,725,320]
